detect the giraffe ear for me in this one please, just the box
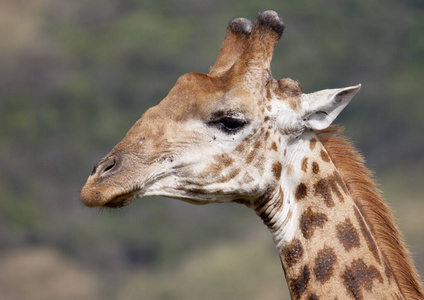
[301,84,361,130]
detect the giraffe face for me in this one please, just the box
[81,11,360,208]
[80,72,295,207]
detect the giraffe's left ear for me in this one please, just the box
[301,84,361,130]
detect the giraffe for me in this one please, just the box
[81,11,423,299]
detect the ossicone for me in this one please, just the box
[229,11,285,89]
[210,10,285,90]
[209,18,253,76]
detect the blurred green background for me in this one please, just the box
[0,0,423,299]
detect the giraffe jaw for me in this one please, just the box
[102,188,142,208]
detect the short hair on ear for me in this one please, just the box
[302,84,361,130]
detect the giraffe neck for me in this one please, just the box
[253,131,404,299]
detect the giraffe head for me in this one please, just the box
[81,11,360,209]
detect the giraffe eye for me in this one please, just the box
[209,116,247,134]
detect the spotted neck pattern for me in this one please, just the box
[252,131,405,299]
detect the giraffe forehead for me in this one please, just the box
[146,71,305,128]
[158,73,226,121]
[125,73,304,151]
[155,73,268,122]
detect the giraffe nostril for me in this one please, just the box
[90,165,97,176]
[91,156,118,177]
[102,160,115,174]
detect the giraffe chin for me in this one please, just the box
[103,190,141,209]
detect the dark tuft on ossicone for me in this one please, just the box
[228,18,253,35]
[257,10,285,37]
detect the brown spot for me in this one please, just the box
[320,150,330,162]
[282,238,304,268]
[354,207,381,264]
[266,105,272,112]
[289,265,310,299]
[313,172,346,208]
[284,149,287,156]
[342,259,383,300]
[264,116,270,122]
[301,157,308,172]
[216,153,234,167]
[216,168,241,183]
[272,162,282,180]
[314,178,335,208]
[246,150,257,164]
[200,162,223,178]
[235,142,246,153]
[314,247,337,283]
[334,171,348,194]
[295,183,307,200]
[336,218,360,252]
[264,131,270,140]
[201,154,235,178]
[309,138,317,151]
[270,142,278,152]
[299,207,328,239]
[307,294,319,300]
[312,162,320,174]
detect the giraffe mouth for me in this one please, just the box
[103,188,141,208]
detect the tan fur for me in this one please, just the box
[317,126,424,299]
[81,11,423,298]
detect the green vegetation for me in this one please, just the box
[0,0,423,299]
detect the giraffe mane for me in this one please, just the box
[316,125,424,299]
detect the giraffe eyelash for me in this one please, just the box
[207,116,248,134]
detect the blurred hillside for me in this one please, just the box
[0,0,423,299]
